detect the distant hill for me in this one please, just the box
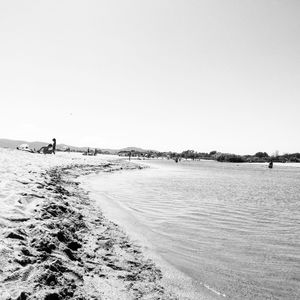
[0,138,156,154]
[0,138,47,150]
[0,138,88,151]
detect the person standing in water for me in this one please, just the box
[268,160,273,169]
[52,138,56,154]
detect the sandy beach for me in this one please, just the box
[0,149,178,300]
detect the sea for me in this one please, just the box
[83,159,300,299]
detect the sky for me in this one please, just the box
[0,0,299,154]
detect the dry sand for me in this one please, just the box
[0,149,178,300]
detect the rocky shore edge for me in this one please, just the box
[0,161,178,300]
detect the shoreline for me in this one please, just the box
[0,151,177,299]
[83,171,221,300]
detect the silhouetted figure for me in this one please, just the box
[268,160,273,169]
[38,144,53,154]
[52,138,56,154]
[129,151,132,161]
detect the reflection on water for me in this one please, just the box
[88,160,300,299]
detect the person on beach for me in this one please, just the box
[52,138,56,154]
[38,138,56,154]
[38,144,53,154]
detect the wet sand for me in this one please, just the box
[0,149,178,300]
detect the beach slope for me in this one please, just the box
[0,149,177,300]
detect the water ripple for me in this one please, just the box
[90,160,300,299]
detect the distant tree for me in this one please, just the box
[216,154,247,163]
[290,156,300,162]
[255,152,269,158]
[209,150,217,156]
[181,150,196,160]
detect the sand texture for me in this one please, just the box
[0,149,178,300]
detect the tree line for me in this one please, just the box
[123,149,300,163]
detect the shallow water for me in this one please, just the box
[86,159,300,299]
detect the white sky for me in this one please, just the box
[0,0,299,154]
